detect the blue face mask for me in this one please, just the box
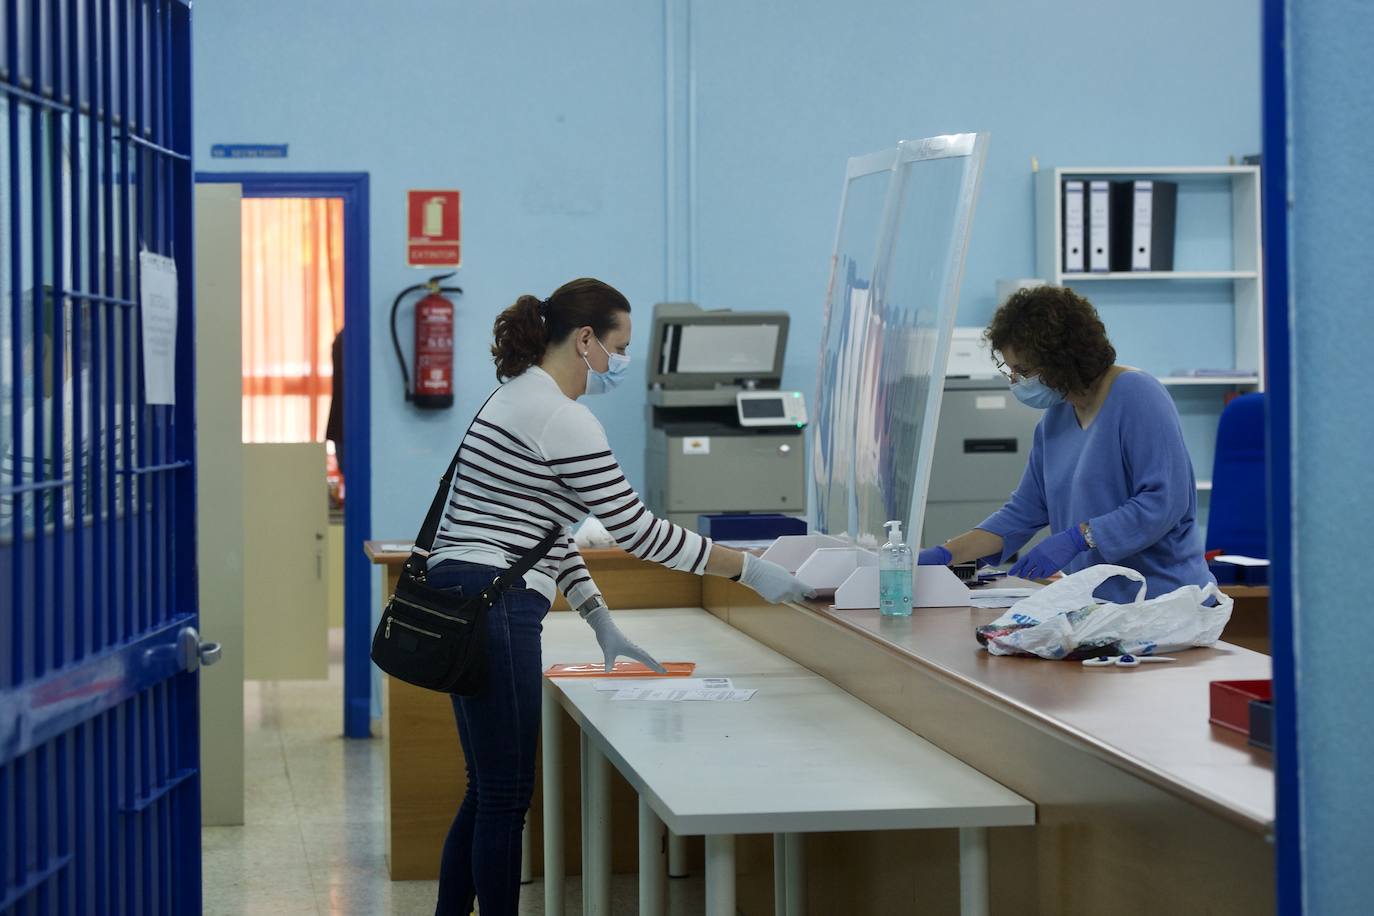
[1010,374,1064,409]
[583,338,630,395]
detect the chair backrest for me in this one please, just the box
[1205,392,1268,557]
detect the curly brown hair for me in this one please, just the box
[490,278,630,381]
[984,286,1116,395]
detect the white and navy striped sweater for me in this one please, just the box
[428,366,712,608]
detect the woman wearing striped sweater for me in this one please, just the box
[430,277,811,916]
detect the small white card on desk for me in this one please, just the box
[968,587,1035,608]
[703,689,757,702]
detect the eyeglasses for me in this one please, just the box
[992,355,1028,383]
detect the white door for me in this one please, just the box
[196,182,248,825]
[243,442,330,679]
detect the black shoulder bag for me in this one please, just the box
[370,408,560,695]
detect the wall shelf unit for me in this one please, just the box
[1159,376,1260,387]
[1035,165,1265,524]
[1036,165,1265,386]
[1062,270,1258,282]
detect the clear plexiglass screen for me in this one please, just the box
[811,154,896,542]
[813,134,988,547]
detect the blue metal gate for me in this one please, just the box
[1,0,200,913]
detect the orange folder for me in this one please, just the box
[544,661,697,679]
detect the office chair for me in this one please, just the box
[1205,392,1268,560]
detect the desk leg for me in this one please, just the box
[785,833,805,916]
[705,834,736,916]
[638,798,666,916]
[668,830,689,878]
[773,835,785,914]
[541,681,564,916]
[773,833,805,916]
[521,822,533,884]
[581,734,611,916]
[959,827,989,916]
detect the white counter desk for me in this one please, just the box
[539,608,1035,916]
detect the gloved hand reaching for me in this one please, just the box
[1007,526,1089,580]
[738,553,816,604]
[580,603,668,674]
[917,545,953,566]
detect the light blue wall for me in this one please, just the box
[690,0,1258,369]
[688,0,1258,506]
[194,0,1259,540]
[1288,0,1374,910]
[193,0,666,541]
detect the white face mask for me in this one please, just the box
[582,338,630,395]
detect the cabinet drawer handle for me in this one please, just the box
[964,438,1017,454]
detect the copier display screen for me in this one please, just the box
[670,324,779,374]
[740,398,786,419]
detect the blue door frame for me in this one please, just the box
[194,171,373,739]
[3,0,203,911]
[1260,0,1298,910]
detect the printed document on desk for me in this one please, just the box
[595,677,733,692]
[611,687,758,703]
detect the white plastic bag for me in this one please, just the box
[976,565,1233,659]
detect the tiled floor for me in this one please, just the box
[203,632,706,915]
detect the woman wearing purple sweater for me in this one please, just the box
[918,286,1212,604]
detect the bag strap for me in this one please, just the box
[405,446,464,576]
[403,388,561,586]
[488,525,563,593]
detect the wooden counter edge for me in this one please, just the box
[781,595,1273,837]
[364,538,1271,834]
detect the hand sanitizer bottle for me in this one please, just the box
[879,520,913,617]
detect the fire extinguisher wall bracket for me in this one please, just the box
[390,273,462,409]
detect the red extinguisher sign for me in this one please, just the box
[407,190,461,267]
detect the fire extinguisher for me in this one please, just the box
[390,271,462,409]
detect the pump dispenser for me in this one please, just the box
[879,520,914,617]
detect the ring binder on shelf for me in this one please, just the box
[1087,180,1112,272]
[1063,180,1085,273]
[1110,179,1177,271]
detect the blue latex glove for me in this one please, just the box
[1007,526,1090,580]
[918,545,953,566]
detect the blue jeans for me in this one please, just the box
[428,561,550,916]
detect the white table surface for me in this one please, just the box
[541,609,1034,836]
[542,606,810,678]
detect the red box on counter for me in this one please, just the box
[1209,679,1272,734]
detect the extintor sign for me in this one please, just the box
[407,189,461,267]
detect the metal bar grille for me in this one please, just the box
[1,0,198,912]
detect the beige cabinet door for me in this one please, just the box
[196,182,246,825]
[243,443,329,680]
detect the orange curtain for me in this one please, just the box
[240,197,345,443]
